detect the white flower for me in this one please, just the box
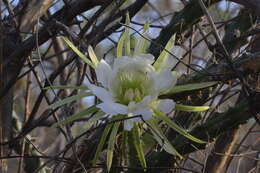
[87,54,176,130]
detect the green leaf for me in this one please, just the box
[88,46,99,68]
[93,124,113,165]
[175,104,210,112]
[132,124,147,168]
[49,93,92,109]
[147,119,182,158]
[117,12,130,57]
[43,85,88,90]
[107,122,121,172]
[163,81,218,94]
[51,106,98,128]
[153,109,206,144]
[153,34,176,71]
[62,37,95,68]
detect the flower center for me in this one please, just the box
[112,67,153,105]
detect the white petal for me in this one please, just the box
[113,56,132,70]
[97,102,128,115]
[113,55,155,79]
[127,96,155,114]
[124,119,134,131]
[127,101,136,112]
[95,60,113,88]
[154,70,177,93]
[88,84,114,102]
[133,56,155,72]
[127,97,151,112]
[137,96,153,107]
[157,99,175,114]
[134,54,155,64]
[133,108,152,121]
[142,95,156,104]
[160,56,178,71]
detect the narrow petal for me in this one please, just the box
[95,60,113,88]
[88,84,114,102]
[97,102,128,115]
[157,99,175,114]
[154,70,177,93]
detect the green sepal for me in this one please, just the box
[117,12,131,57]
[62,37,95,68]
[153,34,176,71]
[153,109,206,144]
[92,123,113,165]
[175,104,210,112]
[146,119,182,158]
[163,81,218,95]
[107,121,121,172]
[50,106,99,128]
[49,93,92,109]
[88,46,99,68]
[43,85,88,90]
[132,124,147,168]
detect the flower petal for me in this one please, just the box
[154,70,177,93]
[136,96,154,108]
[157,99,175,114]
[143,95,157,104]
[124,119,134,131]
[114,55,155,74]
[113,56,132,70]
[88,84,114,102]
[127,97,151,113]
[159,56,178,72]
[95,60,113,88]
[133,108,152,121]
[97,102,128,115]
[134,54,155,64]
